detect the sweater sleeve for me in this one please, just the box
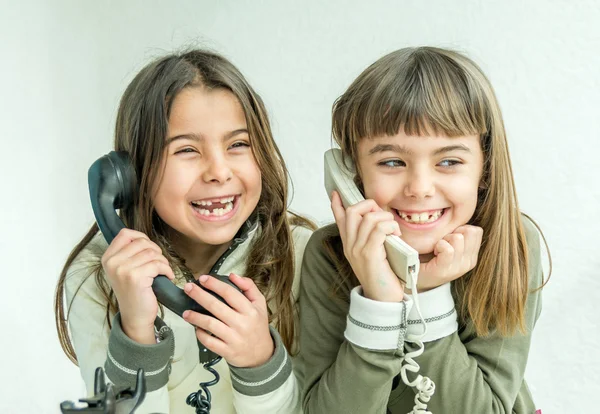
[228,224,314,414]
[299,226,414,414]
[64,246,172,414]
[390,217,544,413]
[229,326,301,414]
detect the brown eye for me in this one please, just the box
[229,141,250,149]
[378,159,405,168]
[438,159,462,167]
[175,148,197,154]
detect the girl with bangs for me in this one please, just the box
[299,47,550,413]
[55,50,315,414]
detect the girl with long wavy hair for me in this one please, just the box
[55,49,314,414]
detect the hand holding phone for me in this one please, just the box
[101,228,176,344]
[330,191,406,302]
[182,274,275,368]
[324,149,420,289]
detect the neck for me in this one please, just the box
[170,232,232,278]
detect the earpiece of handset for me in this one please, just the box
[88,151,239,318]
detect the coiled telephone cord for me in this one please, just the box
[186,356,221,414]
[401,271,436,414]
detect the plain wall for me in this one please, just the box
[1,1,598,412]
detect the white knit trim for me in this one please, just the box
[107,348,170,377]
[405,282,458,342]
[344,286,413,350]
[230,350,288,387]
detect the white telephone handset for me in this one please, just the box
[324,148,420,288]
[324,148,435,414]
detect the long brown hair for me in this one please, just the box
[55,49,314,364]
[327,47,551,337]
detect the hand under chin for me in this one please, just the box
[419,252,435,263]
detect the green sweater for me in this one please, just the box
[298,217,543,414]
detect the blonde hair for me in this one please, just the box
[55,50,315,364]
[328,46,550,336]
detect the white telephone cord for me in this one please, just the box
[400,270,435,414]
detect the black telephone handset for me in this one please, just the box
[88,151,238,318]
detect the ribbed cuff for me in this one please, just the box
[344,286,413,351]
[405,282,458,342]
[228,326,292,396]
[104,313,174,392]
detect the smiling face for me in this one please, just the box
[357,129,484,255]
[152,87,262,248]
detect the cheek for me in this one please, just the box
[238,157,262,196]
[364,184,389,205]
[241,163,262,213]
[362,172,396,206]
[250,168,262,196]
[447,177,480,219]
[359,165,378,198]
[154,163,193,204]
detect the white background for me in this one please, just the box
[1,1,598,413]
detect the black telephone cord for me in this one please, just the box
[185,356,221,414]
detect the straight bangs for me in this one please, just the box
[328,46,551,337]
[333,47,490,160]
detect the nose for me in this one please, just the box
[404,168,435,199]
[201,152,232,184]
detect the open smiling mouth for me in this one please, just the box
[190,195,239,217]
[394,208,448,225]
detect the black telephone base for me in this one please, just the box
[60,367,146,414]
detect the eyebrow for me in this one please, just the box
[432,144,471,156]
[165,128,248,146]
[368,144,411,156]
[367,143,471,156]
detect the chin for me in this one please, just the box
[198,230,239,246]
